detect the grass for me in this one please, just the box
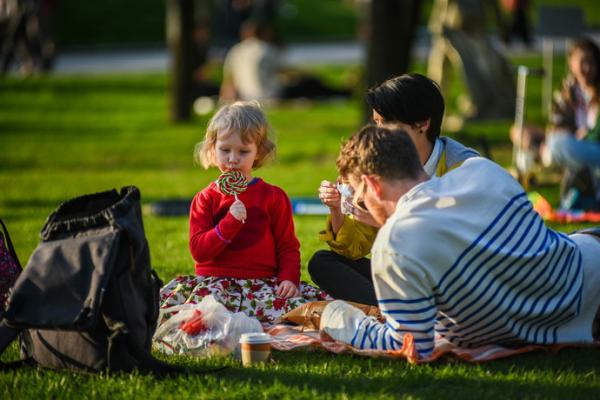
[1,60,599,398]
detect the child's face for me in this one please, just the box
[214,131,258,178]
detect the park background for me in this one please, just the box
[1,0,600,398]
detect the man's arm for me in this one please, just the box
[320,250,436,359]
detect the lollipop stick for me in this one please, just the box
[233,193,245,223]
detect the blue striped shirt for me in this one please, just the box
[352,158,583,359]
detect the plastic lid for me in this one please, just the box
[239,332,272,344]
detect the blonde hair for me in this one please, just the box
[195,101,276,169]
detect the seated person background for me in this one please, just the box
[512,37,600,210]
[308,73,478,306]
[321,125,600,360]
[219,20,352,103]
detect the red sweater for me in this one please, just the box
[189,178,300,286]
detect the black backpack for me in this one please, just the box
[0,218,22,315]
[0,186,181,373]
[560,167,600,211]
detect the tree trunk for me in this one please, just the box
[364,0,422,121]
[166,0,194,122]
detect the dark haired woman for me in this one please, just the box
[542,37,600,171]
[512,37,600,209]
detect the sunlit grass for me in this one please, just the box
[1,65,598,399]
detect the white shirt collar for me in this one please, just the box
[423,138,443,177]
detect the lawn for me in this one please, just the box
[1,64,599,398]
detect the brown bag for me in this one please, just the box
[280,300,383,330]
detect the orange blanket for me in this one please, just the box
[265,324,594,364]
[529,192,600,223]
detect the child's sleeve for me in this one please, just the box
[318,216,378,260]
[189,191,244,263]
[270,187,301,286]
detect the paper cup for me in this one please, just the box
[239,332,272,366]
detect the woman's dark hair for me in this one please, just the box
[569,37,600,94]
[366,73,445,143]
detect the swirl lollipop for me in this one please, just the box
[217,170,248,200]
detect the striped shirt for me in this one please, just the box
[353,158,586,359]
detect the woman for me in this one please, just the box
[308,73,479,305]
[513,37,600,209]
[542,37,600,171]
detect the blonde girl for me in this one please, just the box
[158,101,330,326]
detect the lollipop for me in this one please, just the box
[217,170,248,200]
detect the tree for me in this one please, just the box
[364,0,422,119]
[166,0,195,122]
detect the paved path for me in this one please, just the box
[50,35,600,75]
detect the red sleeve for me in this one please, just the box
[269,186,301,286]
[189,189,244,263]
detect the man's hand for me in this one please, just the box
[276,280,300,298]
[320,300,367,344]
[351,207,381,228]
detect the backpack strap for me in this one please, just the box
[0,321,24,370]
[0,218,22,270]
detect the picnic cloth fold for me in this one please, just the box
[264,324,592,364]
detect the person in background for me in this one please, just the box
[219,20,352,103]
[511,37,600,210]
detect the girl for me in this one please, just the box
[159,101,329,324]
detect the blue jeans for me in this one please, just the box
[545,131,600,170]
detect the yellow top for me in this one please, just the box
[318,140,474,260]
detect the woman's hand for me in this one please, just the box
[276,280,300,299]
[229,199,247,222]
[576,127,588,140]
[318,180,341,211]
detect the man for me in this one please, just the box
[320,125,600,360]
[220,20,351,103]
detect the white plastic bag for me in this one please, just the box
[153,295,263,357]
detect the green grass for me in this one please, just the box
[1,63,599,398]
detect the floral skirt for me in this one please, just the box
[159,275,332,324]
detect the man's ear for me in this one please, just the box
[363,175,383,198]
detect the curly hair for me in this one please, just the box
[195,101,276,169]
[336,125,423,181]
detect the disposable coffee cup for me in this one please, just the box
[239,332,272,366]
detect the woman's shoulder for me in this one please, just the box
[439,136,479,169]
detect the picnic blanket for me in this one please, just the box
[264,324,585,364]
[529,192,600,224]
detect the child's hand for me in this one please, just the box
[276,280,300,299]
[318,180,341,210]
[229,199,247,222]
